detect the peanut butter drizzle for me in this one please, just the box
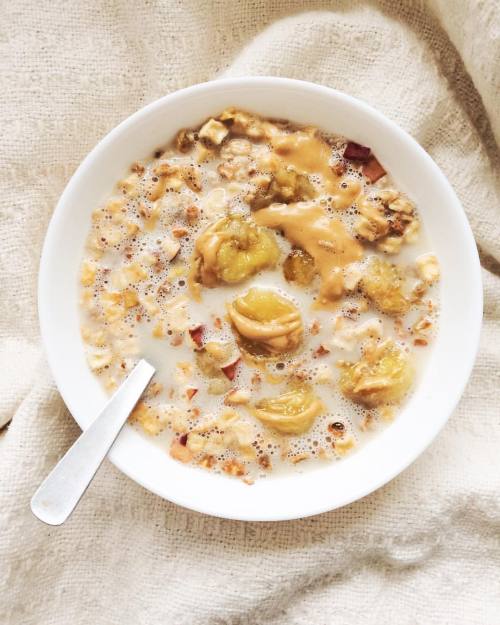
[270,132,362,209]
[253,202,363,306]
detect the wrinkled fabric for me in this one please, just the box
[1,1,499,624]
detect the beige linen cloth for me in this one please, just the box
[1,1,499,623]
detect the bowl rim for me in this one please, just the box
[38,76,483,521]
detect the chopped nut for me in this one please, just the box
[359,413,375,432]
[331,162,347,176]
[161,236,181,261]
[251,372,261,387]
[213,316,222,330]
[181,165,202,192]
[314,344,330,357]
[170,439,193,463]
[217,108,266,139]
[147,382,163,397]
[172,227,189,238]
[332,317,382,351]
[355,197,389,242]
[185,205,199,226]
[80,261,96,287]
[199,118,229,145]
[140,294,160,316]
[290,453,310,464]
[186,387,198,400]
[118,173,140,197]
[152,320,166,338]
[131,162,145,176]
[122,289,139,309]
[130,401,172,435]
[222,458,246,476]
[199,454,216,469]
[313,363,333,384]
[207,378,232,395]
[343,263,363,291]
[201,188,228,219]
[175,128,195,153]
[153,162,179,177]
[333,435,356,455]
[412,315,433,336]
[258,454,272,470]
[86,349,112,371]
[415,253,440,284]
[224,388,251,405]
[413,338,428,346]
[310,320,321,335]
[170,332,183,347]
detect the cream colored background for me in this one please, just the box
[1,1,499,623]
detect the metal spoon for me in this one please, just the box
[31,359,155,525]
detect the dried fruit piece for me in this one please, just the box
[250,384,323,435]
[227,288,303,356]
[360,257,410,316]
[338,339,414,407]
[343,141,371,162]
[283,248,316,285]
[362,156,386,182]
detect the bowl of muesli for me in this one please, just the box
[39,77,482,521]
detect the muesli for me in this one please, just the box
[79,109,440,481]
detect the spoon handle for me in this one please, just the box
[31,359,155,525]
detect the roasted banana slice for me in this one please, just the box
[191,215,280,290]
[360,256,410,315]
[250,384,323,434]
[227,288,303,356]
[338,339,414,407]
[283,248,316,286]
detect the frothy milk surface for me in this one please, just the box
[79,110,439,482]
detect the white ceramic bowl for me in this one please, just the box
[39,77,482,521]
